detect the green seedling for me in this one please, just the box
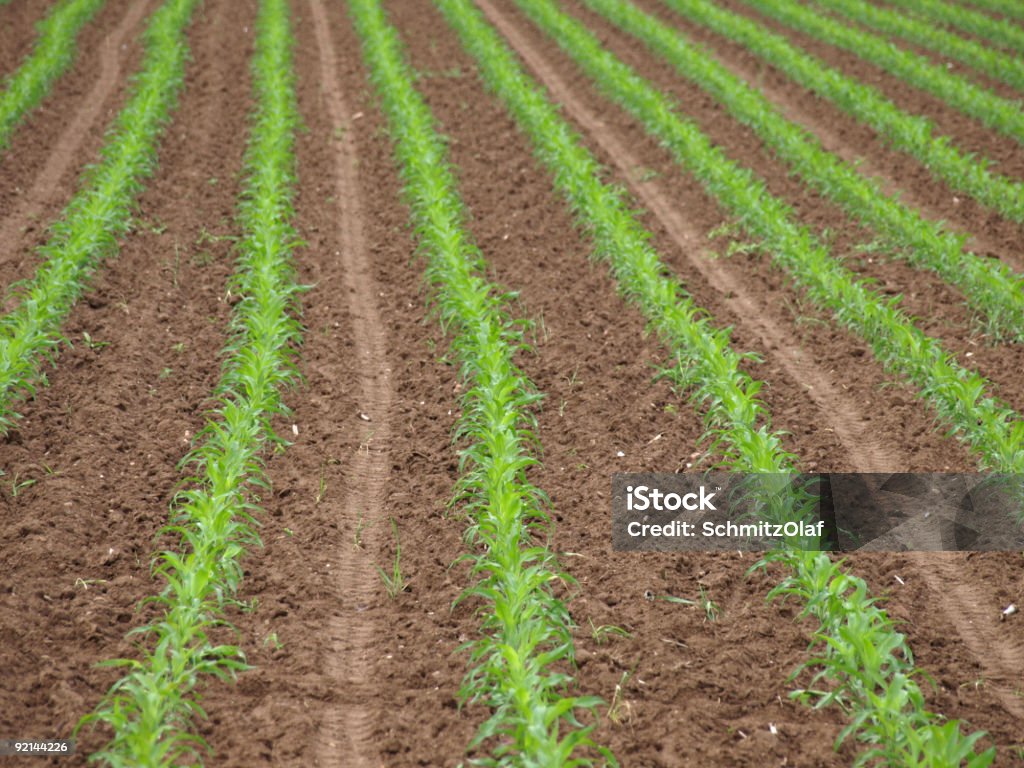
[653,594,696,606]
[9,473,36,497]
[353,510,375,550]
[607,671,633,725]
[81,332,109,351]
[588,618,631,645]
[699,586,719,622]
[351,1,615,761]
[375,518,408,599]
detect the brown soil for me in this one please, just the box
[1,0,1023,766]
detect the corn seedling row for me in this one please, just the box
[881,0,1024,54]
[438,0,993,762]
[736,0,1024,147]
[0,0,105,149]
[758,547,995,766]
[348,0,611,762]
[436,0,795,479]
[657,0,1024,224]
[81,0,302,763]
[586,0,1024,342]
[0,0,198,435]
[806,0,1024,94]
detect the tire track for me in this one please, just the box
[308,0,391,765]
[474,0,900,474]
[0,0,154,282]
[907,552,1024,722]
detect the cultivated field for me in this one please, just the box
[0,0,1022,765]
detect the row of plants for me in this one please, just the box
[347,0,613,763]
[0,0,106,149]
[80,0,304,764]
[759,546,996,766]
[436,0,998,762]
[656,0,1024,224]
[882,0,1024,54]
[584,0,1024,342]
[736,0,1024,146]
[0,0,198,434]
[806,0,1024,94]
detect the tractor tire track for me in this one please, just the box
[308,0,392,764]
[907,552,1024,722]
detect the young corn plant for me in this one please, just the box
[349,0,613,763]
[658,0,1024,224]
[881,0,1024,53]
[0,0,106,149]
[456,0,999,761]
[0,0,199,435]
[737,0,1024,146]
[585,0,1024,341]
[80,1,303,764]
[806,0,1024,93]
